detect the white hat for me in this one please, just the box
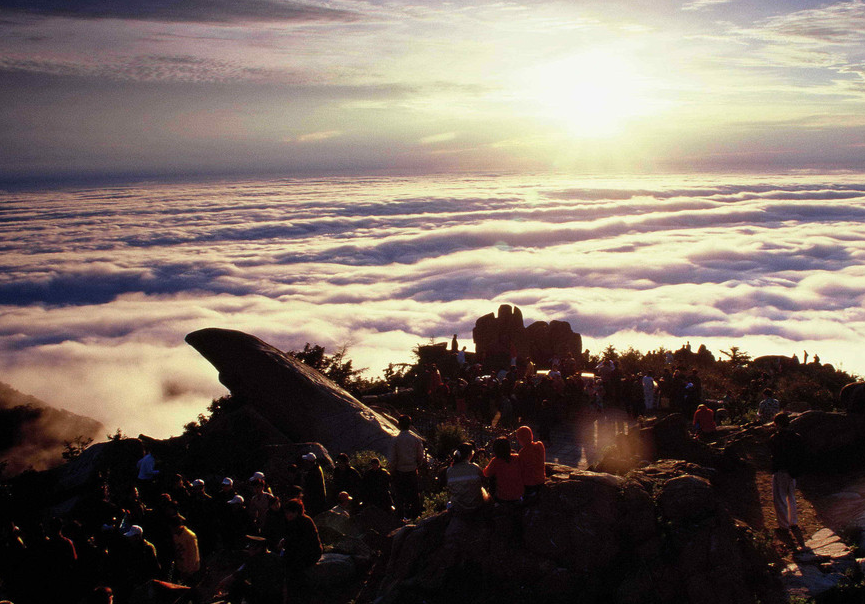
[229,495,244,505]
[124,525,143,538]
[249,471,265,482]
[191,479,205,489]
[302,452,316,462]
[222,477,233,487]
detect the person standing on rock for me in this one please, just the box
[769,412,806,534]
[388,414,426,521]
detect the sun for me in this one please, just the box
[518,50,659,138]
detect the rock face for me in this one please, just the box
[376,465,767,604]
[789,410,865,464]
[472,304,581,367]
[840,381,865,413]
[185,328,399,457]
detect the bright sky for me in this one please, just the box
[2,0,864,182]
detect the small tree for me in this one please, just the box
[62,435,93,462]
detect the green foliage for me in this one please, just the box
[602,344,618,361]
[290,343,371,394]
[433,422,468,460]
[720,346,752,366]
[418,489,449,520]
[62,435,93,462]
[348,449,388,472]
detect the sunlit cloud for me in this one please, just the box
[293,130,343,143]
[2,175,865,438]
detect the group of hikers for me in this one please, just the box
[0,340,818,604]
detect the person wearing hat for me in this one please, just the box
[300,453,327,517]
[186,479,217,557]
[169,515,200,585]
[217,477,236,505]
[217,535,283,604]
[220,494,250,551]
[516,426,546,500]
[388,414,426,520]
[115,525,160,600]
[247,472,275,533]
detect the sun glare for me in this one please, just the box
[519,50,660,138]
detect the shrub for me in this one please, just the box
[348,449,388,472]
[433,422,468,460]
[418,489,448,520]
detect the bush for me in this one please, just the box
[433,422,468,460]
[349,449,388,472]
[418,489,448,520]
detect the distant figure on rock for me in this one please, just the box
[769,412,806,533]
[136,446,160,501]
[451,334,459,352]
[516,426,545,501]
[446,442,486,515]
[457,346,467,367]
[388,415,426,520]
[758,388,780,423]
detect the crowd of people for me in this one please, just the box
[1,341,812,604]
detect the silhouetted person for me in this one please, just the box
[770,413,806,535]
[388,415,425,520]
[360,457,393,512]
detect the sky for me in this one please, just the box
[1,0,865,182]
[2,174,865,439]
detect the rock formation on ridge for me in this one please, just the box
[472,304,582,367]
[185,328,400,457]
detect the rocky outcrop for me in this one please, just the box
[185,328,399,457]
[472,304,581,367]
[840,381,865,413]
[375,465,768,604]
[789,410,865,465]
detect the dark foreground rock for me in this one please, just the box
[185,328,399,457]
[375,465,773,604]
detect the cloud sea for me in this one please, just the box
[2,172,864,438]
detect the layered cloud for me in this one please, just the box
[2,174,865,438]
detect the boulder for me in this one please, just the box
[374,463,765,604]
[185,328,399,457]
[306,553,356,587]
[840,381,865,413]
[789,410,865,463]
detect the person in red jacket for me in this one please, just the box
[516,426,546,501]
[483,437,523,503]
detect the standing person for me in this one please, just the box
[280,498,322,601]
[169,516,200,585]
[515,426,545,501]
[642,372,657,415]
[247,472,275,533]
[300,453,327,517]
[136,445,160,503]
[758,389,781,423]
[769,413,806,535]
[332,453,362,503]
[388,415,426,521]
[360,458,393,512]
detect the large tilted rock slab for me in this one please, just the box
[185,328,399,457]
